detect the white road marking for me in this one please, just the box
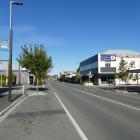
[54,92,88,140]
[56,82,140,111]
[28,92,47,96]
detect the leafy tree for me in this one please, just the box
[12,74,17,85]
[75,68,81,83]
[0,74,7,86]
[117,58,131,92]
[60,74,66,82]
[17,44,53,89]
[75,71,81,83]
[117,58,128,80]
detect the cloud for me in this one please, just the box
[47,37,66,46]
[14,35,67,48]
[0,25,37,40]
[14,25,37,36]
[0,25,67,47]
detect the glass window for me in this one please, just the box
[105,62,111,67]
[130,61,135,68]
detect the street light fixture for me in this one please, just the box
[8,0,23,102]
[12,2,23,5]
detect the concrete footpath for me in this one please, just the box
[0,94,22,112]
[0,91,80,140]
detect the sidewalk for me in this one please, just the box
[0,90,80,140]
[0,94,22,113]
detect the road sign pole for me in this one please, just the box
[8,0,13,102]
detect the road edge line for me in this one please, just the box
[54,92,88,140]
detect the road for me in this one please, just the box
[0,88,80,140]
[49,80,140,140]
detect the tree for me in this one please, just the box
[0,74,7,86]
[117,58,131,92]
[17,44,53,90]
[12,74,17,85]
[75,71,81,83]
[75,68,81,83]
[60,74,66,82]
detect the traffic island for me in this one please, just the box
[0,92,81,140]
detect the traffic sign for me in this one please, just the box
[0,40,8,49]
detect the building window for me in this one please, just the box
[105,62,111,67]
[130,61,135,68]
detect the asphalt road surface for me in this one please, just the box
[0,89,80,140]
[49,80,140,140]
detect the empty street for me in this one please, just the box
[49,80,140,140]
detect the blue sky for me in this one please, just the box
[0,0,140,74]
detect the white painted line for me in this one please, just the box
[28,92,46,96]
[28,92,52,96]
[57,82,140,111]
[54,92,88,140]
[0,94,28,123]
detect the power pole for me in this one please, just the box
[8,0,13,102]
[8,0,23,102]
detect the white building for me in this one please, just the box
[0,61,35,85]
[79,50,140,85]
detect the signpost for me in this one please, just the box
[0,40,9,61]
[0,40,8,49]
[0,40,9,88]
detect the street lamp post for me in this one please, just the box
[8,0,23,102]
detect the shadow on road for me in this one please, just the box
[0,87,22,102]
[11,94,22,102]
[27,87,49,92]
[0,88,9,95]
[0,87,22,95]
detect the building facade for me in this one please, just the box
[80,50,140,85]
[0,69,35,86]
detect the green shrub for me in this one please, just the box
[0,74,7,86]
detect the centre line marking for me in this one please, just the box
[56,82,140,111]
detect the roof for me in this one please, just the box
[103,50,140,58]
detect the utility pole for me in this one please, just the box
[8,0,23,102]
[8,0,13,102]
